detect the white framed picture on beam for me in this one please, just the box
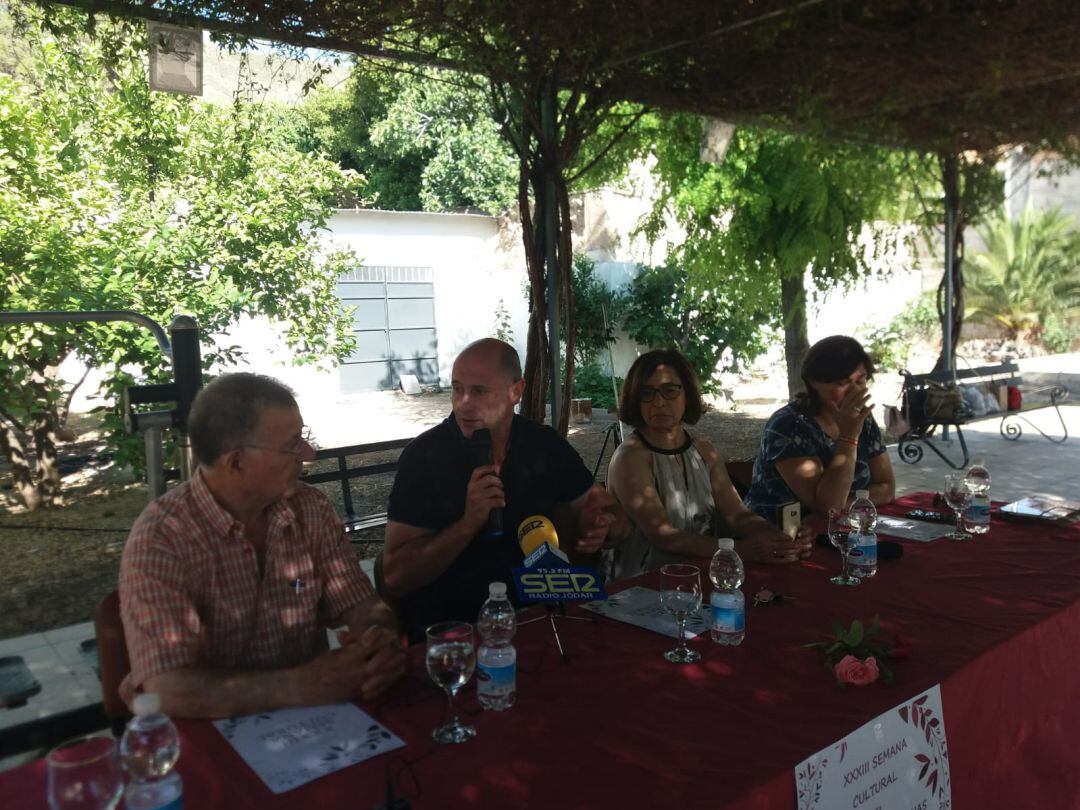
[148,21,203,96]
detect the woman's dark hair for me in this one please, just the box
[796,335,876,415]
[619,348,704,429]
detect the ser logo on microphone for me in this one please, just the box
[512,515,606,603]
[517,571,601,597]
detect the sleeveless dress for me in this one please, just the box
[606,430,717,582]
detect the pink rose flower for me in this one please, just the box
[833,654,880,686]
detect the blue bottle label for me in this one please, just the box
[477,661,516,697]
[710,592,745,633]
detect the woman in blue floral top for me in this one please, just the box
[744,335,896,522]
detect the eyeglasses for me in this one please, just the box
[244,425,318,457]
[640,383,683,403]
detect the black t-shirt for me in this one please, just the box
[388,413,594,640]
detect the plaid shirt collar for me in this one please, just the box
[189,467,298,542]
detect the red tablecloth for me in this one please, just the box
[4,494,1080,809]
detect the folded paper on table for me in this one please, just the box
[213,703,405,794]
[582,586,710,639]
[875,516,953,543]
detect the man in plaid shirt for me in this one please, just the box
[119,373,405,718]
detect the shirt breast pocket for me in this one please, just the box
[276,559,321,636]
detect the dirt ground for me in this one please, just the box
[0,399,774,638]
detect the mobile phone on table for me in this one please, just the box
[778,501,801,539]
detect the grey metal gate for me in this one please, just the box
[337,266,439,392]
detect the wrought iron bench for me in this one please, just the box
[300,438,412,539]
[897,361,1069,470]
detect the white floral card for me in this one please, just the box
[796,684,951,810]
[213,703,405,794]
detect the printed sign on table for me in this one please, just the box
[213,703,405,794]
[796,684,951,810]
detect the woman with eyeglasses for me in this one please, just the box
[743,335,896,522]
[605,349,813,580]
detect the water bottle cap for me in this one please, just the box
[133,692,161,717]
[717,538,735,551]
[488,582,507,598]
[973,457,985,466]
[856,489,869,500]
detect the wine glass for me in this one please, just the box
[944,474,971,541]
[828,509,861,586]
[47,735,123,810]
[425,621,477,744]
[659,563,702,664]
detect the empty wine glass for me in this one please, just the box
[47,735,122,810]
[828,509,861,586]
[425,621,477,744]
[944,474,971,541]
[659,563,702,664]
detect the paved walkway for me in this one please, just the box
[890,404,1079,502]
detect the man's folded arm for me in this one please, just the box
[143,639,400,719]
[380,519,475,598]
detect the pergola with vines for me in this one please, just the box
[38,0,1080,428]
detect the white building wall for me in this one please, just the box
[1004,150,1080,220]
[63,209,531,416]
[325,209,528,387]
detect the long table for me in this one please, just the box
[4,493,1080,809]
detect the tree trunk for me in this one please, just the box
[32,410,62,508]
[934,153,965,373]
[514,75,579,436]
[555,162,575,437]
[519,150,550,424]
[781,270,810,400]
[0,417,41,511]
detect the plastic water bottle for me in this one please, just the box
[708,538,745,646]
[476,582,517,710]
[120,693,183,810]
[964,458,991,535]
[848,490,878,578]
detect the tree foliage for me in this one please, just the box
[0,3,361,508]
[965,204,1080,346]
[622,261,772,394]
[293,63,517,215]
[639,114,919,395]
[291,63,652,435]
[560,254,625,368]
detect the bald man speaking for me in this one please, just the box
[381,338,617,640]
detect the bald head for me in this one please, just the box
[456,338,521,382]
[451,338,523,439]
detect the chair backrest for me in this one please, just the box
[94,589,131,726]
[726,458,755,499]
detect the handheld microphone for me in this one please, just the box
[517,515,560,556]
[470,428,504,537]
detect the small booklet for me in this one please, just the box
[999,495,1080,526]
[213,703,405,794]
